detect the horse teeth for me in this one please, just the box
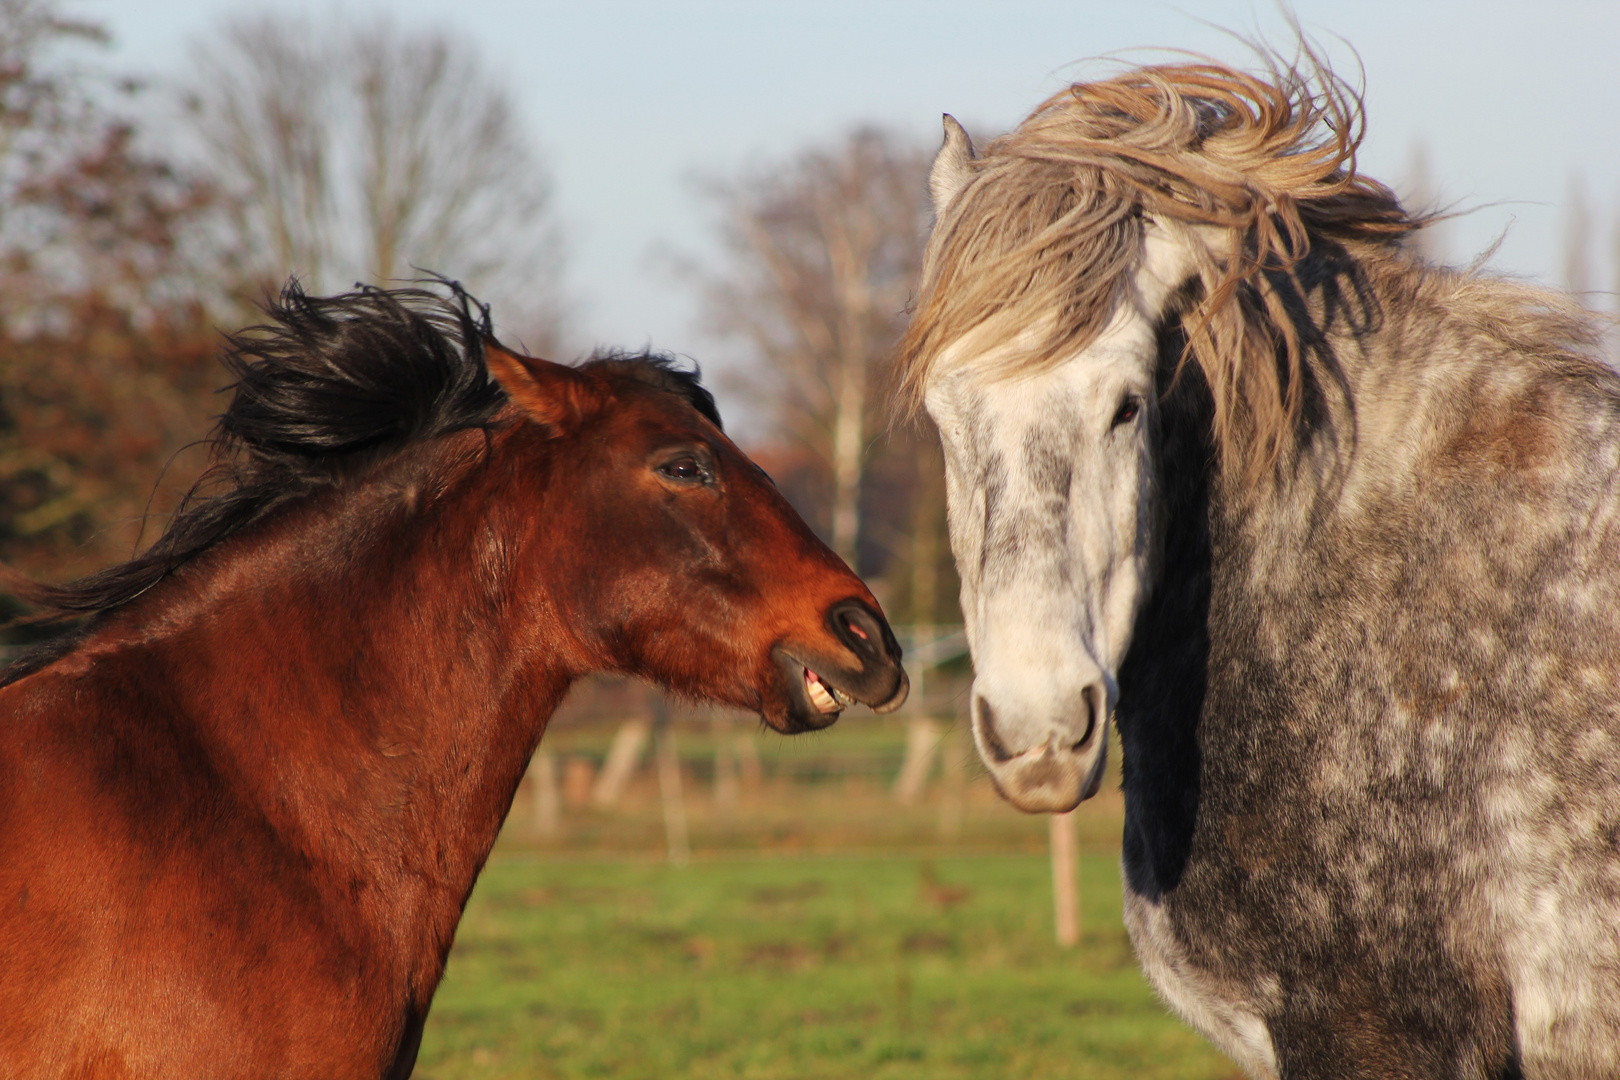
[804,669,841,713]
[831,686,855,707]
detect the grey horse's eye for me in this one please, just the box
[1112,396,1142,428]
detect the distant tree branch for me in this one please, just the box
[691,128,930,567]
[184,12,567,351]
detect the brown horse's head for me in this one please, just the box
[486,343,907,733]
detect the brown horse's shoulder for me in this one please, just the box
[0,661,410,1075]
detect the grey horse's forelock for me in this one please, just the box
[898,50,1443,481]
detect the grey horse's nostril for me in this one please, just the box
[974,694,1016,762]
[1072,682,1105,751]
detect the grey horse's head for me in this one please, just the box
[908,57,1398,812]
[916,118,1213,812]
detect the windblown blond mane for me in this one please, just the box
[897,55,1422,474]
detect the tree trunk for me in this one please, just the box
[826,206,872,565]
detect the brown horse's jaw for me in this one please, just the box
[868,668,910,714]
[769,644,909,733]
[768,650,845,732]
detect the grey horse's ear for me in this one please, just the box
[929,114,976,219]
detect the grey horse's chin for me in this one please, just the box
[991,726,1111,815]
[1077,731,1109,801]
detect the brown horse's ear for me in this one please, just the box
[484,340,599,434]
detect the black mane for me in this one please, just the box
[582,348,722,432]
[3,282,721,682]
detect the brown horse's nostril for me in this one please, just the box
[974,695,1016,763]
[827,600,895,665]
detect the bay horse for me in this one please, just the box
[903,56,1620,1079]
[0,284,906,1079]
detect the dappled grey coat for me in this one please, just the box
[903,57,1620,1080]
[1121,244,1620,1079]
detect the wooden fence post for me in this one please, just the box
[590,717,651,808]
[893,717,942,805]
[1050,809,1080,947]
[530,748,560,838]
[937,714,967,840]
[653,695,690,866]
[562,756,595,807]
[734,726,763,791]
[711,711,739,817]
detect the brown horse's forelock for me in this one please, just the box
[3,282,718,640]
[896,52,1424,478]
[584,350,723,432]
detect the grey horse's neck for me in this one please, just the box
[1116,241,1620,901]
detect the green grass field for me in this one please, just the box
[415,852,1238,1079]
[411,695,1239,1079]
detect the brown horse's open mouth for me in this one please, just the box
[771,644,908,734]
[765,601,907,732]
[770,651,854,731]
[803,666,856,715]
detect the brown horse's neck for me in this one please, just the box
[90,429,574,1001]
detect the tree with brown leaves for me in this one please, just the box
[0,1,220,595]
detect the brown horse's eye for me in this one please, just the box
[658,455,711,484]
[1112,396,1141,428]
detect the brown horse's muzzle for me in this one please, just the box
[768,599,909,733]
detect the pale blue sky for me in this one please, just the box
[78,1,1620,387]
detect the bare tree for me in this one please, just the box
[698,129,928,565]
[0,1,102,200]
[1563,171,1593,302]
[1398,140,1448,265]
[0,0,213,335]
[350,25,554,291]
[187,15,332,294]
[185,13,565,347]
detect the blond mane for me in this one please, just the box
[897,54,1423,474]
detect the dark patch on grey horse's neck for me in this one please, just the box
[1276,241,1372,507]
[1115,321,1214,900]
[1112,256,1361,901]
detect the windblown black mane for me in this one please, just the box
[3,281,720,682]
[584,348,722,431]
[17,282,506,625]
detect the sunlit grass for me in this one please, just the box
[415,852,1239,1080]
[414,699,1237,1079]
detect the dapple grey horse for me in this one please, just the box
[899,58,1620,1080]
